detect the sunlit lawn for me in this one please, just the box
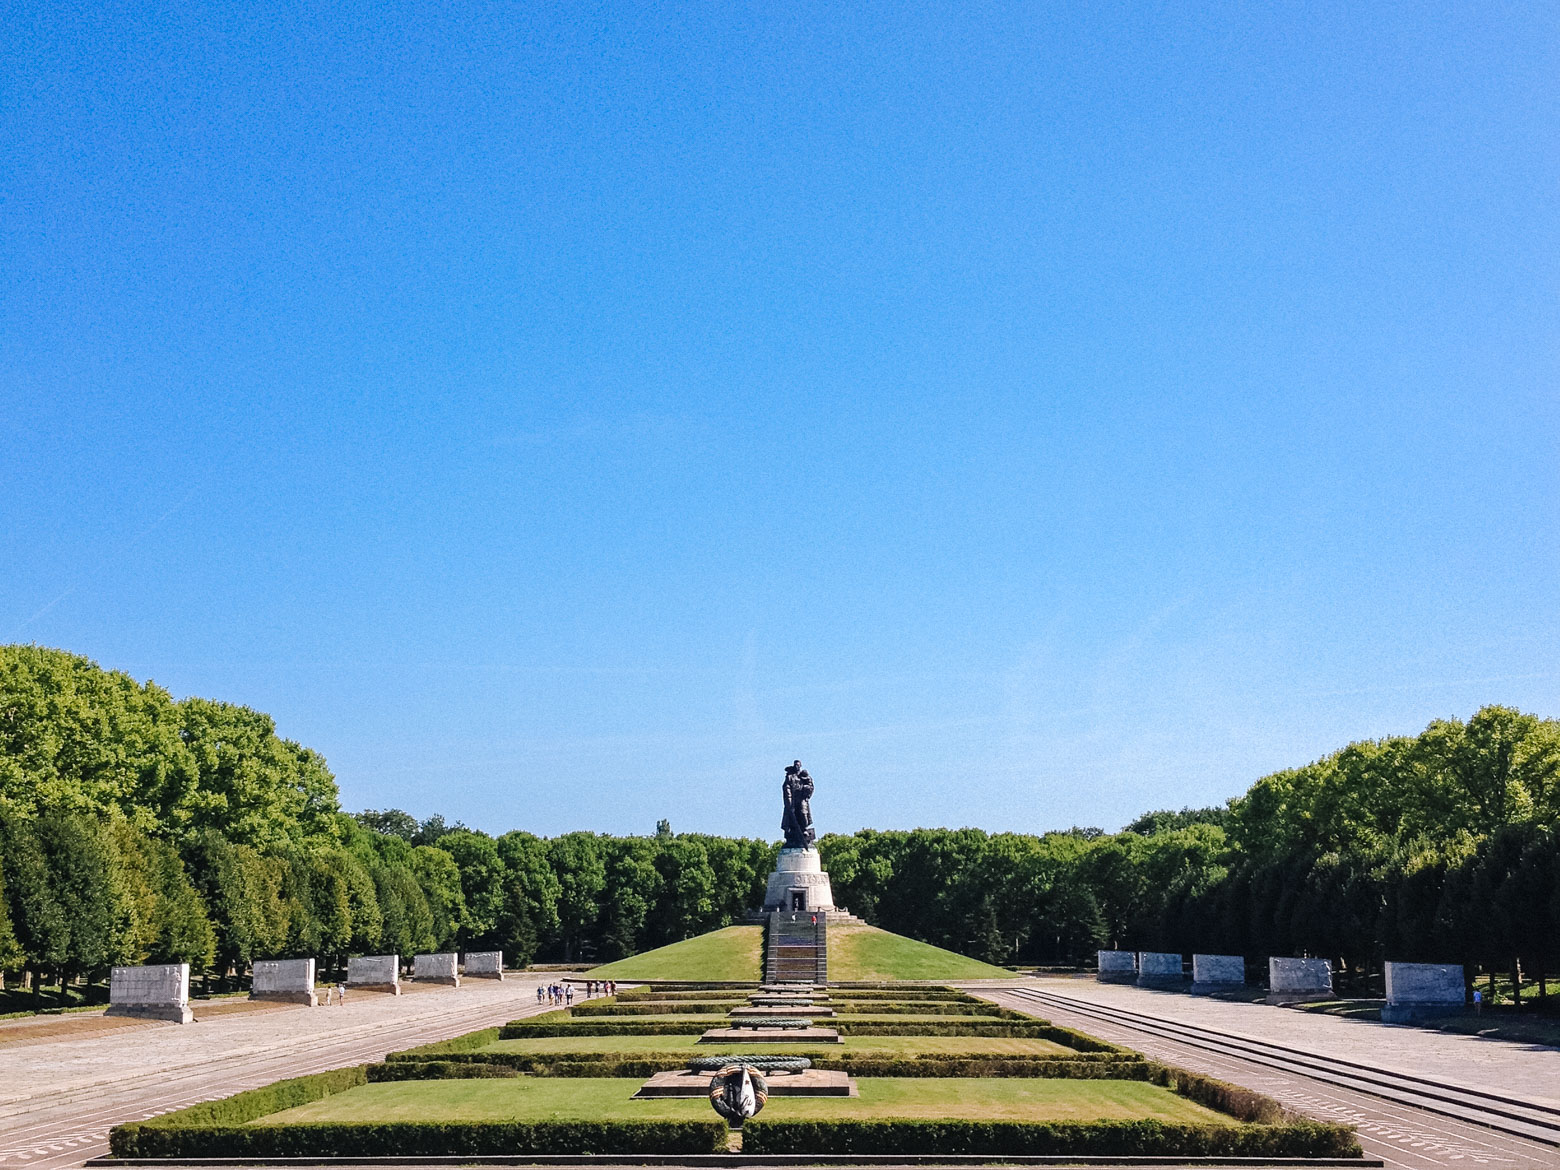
[258,1078,1225,1125]
[482,1033,1081,1057]
[586,926,762,982]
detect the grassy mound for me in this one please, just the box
[586,925,761,982]
[828,923,1014,981]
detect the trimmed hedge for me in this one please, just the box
[388,1027,502,1059]
[1145,1063,1289,1125]
[616,989,743,1001]
[740,1119,1361,1158]
[373,1055,1155,1080]
[572,1001,742,1016]
[110,1066,368,1141]
[839,1020,1070,1037]
[108,1065,726,1158]
[833,1001,1006,1016]
[829,988,974,1002]
[114,1120,728,1158]
[498,1020,710,1038]
[368,1060,519,1081]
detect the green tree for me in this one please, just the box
[548,832,605,962]
[438,830,505,946]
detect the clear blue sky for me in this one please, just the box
[3,3,1556,839]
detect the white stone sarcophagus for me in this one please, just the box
[1383,962,1464,1023]
[1190,954,1245,994]
[1136,951,1184,986]
[1097,950,1137,982]
[250,957,317,1005]
[1267,956,1332,1003]
[414,951,460,985]
[464,950,504,979]
[346,953,401,993]
[107,963,193,1023]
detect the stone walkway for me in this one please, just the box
[0,974,560,1168]
[1010,975,1560,1109]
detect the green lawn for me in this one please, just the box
[828,924,1014,981]
[586,926,762,982]
[481,1033,1081,1057]
[259,1078,1227,1126]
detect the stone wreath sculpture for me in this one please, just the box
[728,1015,812,1029]
[708,1064,768,1127]
[687,1054,811,1074]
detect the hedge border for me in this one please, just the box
[739,1119,1361,1158]
[108,1067,725,1159]
[371,1056,1156,1081]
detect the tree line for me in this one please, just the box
[821,704,1560,999]
[0,646,774,998]
[3,644,1558,1003]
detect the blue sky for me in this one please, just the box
[3,2,1556,839]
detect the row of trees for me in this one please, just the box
[0,647,776,996]
[4,644,1559,1003]
[821,705,1560,998]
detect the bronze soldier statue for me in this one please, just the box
[781,760,815,848]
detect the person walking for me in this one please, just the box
[337,982,347,1005]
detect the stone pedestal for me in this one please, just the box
[251,958,317,1005]
[762,847,836,913]
[1383,962,1465,1023]
[107,963,193,1023]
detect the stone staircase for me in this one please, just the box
[764,911,828,984]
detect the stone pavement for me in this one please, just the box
[1009,974,1560,1109]
[0,973,561,1169]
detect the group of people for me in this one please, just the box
[537,982,574,1006]
[320,982,347,1005]
[583,979,616,997]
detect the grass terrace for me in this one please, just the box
[110,924,1362,1161]
[585,926,761,982]
[827,923,1015,981]
[257,1076,1234,1126]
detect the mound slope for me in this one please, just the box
[827,922,1013,981]
[583,921,1011,983]
[586,925,763,982]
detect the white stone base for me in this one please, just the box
[762,848,835,912]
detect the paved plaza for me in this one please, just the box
[0,975,558,1169]
[1008,975,1560,1110]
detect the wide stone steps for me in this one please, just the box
[764,910,828,984]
